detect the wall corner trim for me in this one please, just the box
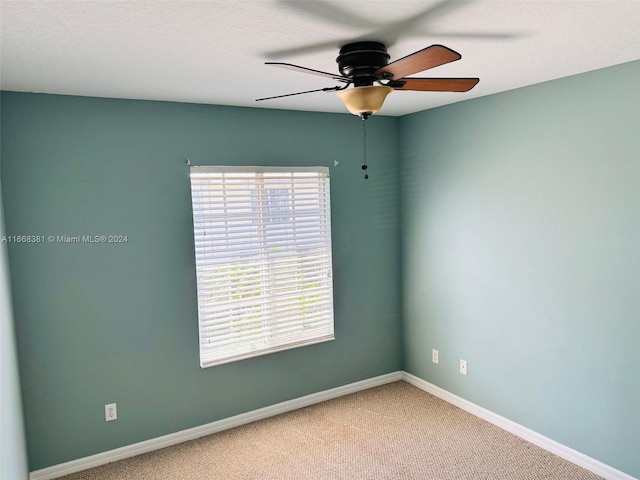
[402,371,637,480]
[29,372,403,480]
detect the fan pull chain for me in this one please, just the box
[361,114,368,180]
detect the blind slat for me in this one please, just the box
[199,295,334,325]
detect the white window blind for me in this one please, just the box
[190,166,335,368]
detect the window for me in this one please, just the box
[190,166,334,368]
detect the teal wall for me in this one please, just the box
[0,92,402,470]
[0,153,29,478]
[3,60,639,478]
[400,60,640,478]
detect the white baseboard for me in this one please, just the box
[30,370,636,480]
[402,371,637,480]
[29,371,403,480]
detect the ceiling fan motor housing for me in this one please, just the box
[336,42,390,86]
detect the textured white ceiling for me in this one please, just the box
[1,0,639,116]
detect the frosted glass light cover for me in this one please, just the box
[336,86,393,116]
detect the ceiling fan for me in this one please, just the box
[256,41,479,118]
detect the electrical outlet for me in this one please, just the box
[105,403,117,422]
[459,359,467,376]
[432,349,439,364]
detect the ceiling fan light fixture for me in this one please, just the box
[336,85,393,117]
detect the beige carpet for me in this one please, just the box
[58,381,602,479]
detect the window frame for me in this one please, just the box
[189,165,335,368]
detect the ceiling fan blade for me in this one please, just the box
[275,0,469,50]
[277,0,379,30]
[376,45,461,80]
[421,31,522,40]
[256,86,344,102]
[375,0,470,43]
[393,78,479,92]
[266,62,350,82]
[267,1,519,59]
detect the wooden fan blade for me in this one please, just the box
[256,86,343,102]
[376,45,461,80]
[393,78,479,92]
[266,62,350,82]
